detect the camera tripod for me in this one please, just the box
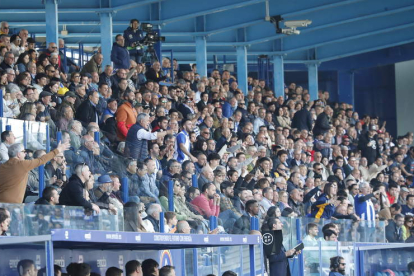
[141,45,159,64]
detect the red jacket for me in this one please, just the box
[191,194,220,218]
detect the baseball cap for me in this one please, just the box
[39,91,53,98]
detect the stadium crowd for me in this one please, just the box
[0,19,414,248]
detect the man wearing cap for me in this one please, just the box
[75,91,100,127]
[36,90,53,122]
[358,125,380,165]
[125,113,172,161]
[93,175,117,214]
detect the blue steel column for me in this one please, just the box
[307,62,319,101]
[99,12,113,67]
[195,36,207,78]
[273,55,285,98]
[249,245,256,276]
[44,0,59,46]
[337,70,355,106]
[236,46,248,95]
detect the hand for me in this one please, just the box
[285,249,296,257]
[56,141,70,153]
[49,175,57,185]
[190,155,198,163]
[91,203,100,214]
[208,228,219,234]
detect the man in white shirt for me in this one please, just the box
[0,130,15,164]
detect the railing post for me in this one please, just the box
[94,131,100,144]
[192,174,198,188]
[23,121,27,149]
[121,177,129,203]
[56,131,62,144]
[159,211,165,233]
[209,216,215,230]
[46,124,50,152]
[168,180,174,212]
[39,165,45,198]
[6,125,11,131]
[0,89,3,117]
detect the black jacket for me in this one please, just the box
[358,131,380,165]
[313,112,331,136]
[34,197,51,205]
[232,214,252,234]
[59,174,93,209]
[145,68,167,83]
[75,99,98,127]
[291,108,313,131]
[385,220,404,243]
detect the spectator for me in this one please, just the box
[106,267,123,276]
[144,203,162,232]
[17,259,37,276]
[75,91,100,127]
[142,259,159,276]
[159,265,175,276]
[309,183,339,219]
[34,186,59,205]
[111,34,130,69]
[125,260,142,276]
[0,141,69,203]
[191,183,220,219]
[313,106,332,136]
[0,130,15,164]
[232,199,259,234]
[176,220,192,234]
[59,163,100,213]
[0,207,11,236]
[385,213,405,243]
[116,90,138,141]
[124,201,146,232]
[174,119,197,163]
[125,113,171,161]
[402,194,414,215]
[81,53,103,75]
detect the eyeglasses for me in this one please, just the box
[51,46,57,49]
[48,70,56,73]
[315,168,322,171]
[3,27,9,29]
[408,220,414,223]
[340,263,346,266]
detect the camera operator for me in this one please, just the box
[123,19,145,64]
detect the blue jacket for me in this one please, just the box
[222,101,235,118]
[310,193,335,219]
[111,42,130,69]
[123,27,144,49]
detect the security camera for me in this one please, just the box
[281,28,300,35]
[284,20,312,28]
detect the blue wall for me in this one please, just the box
[353,64,397,136]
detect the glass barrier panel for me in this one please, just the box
[220,245,243,275]
[197,247,214,276]
[241,245,251,276]
[359,244,414,276]
[0,240,47,275]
